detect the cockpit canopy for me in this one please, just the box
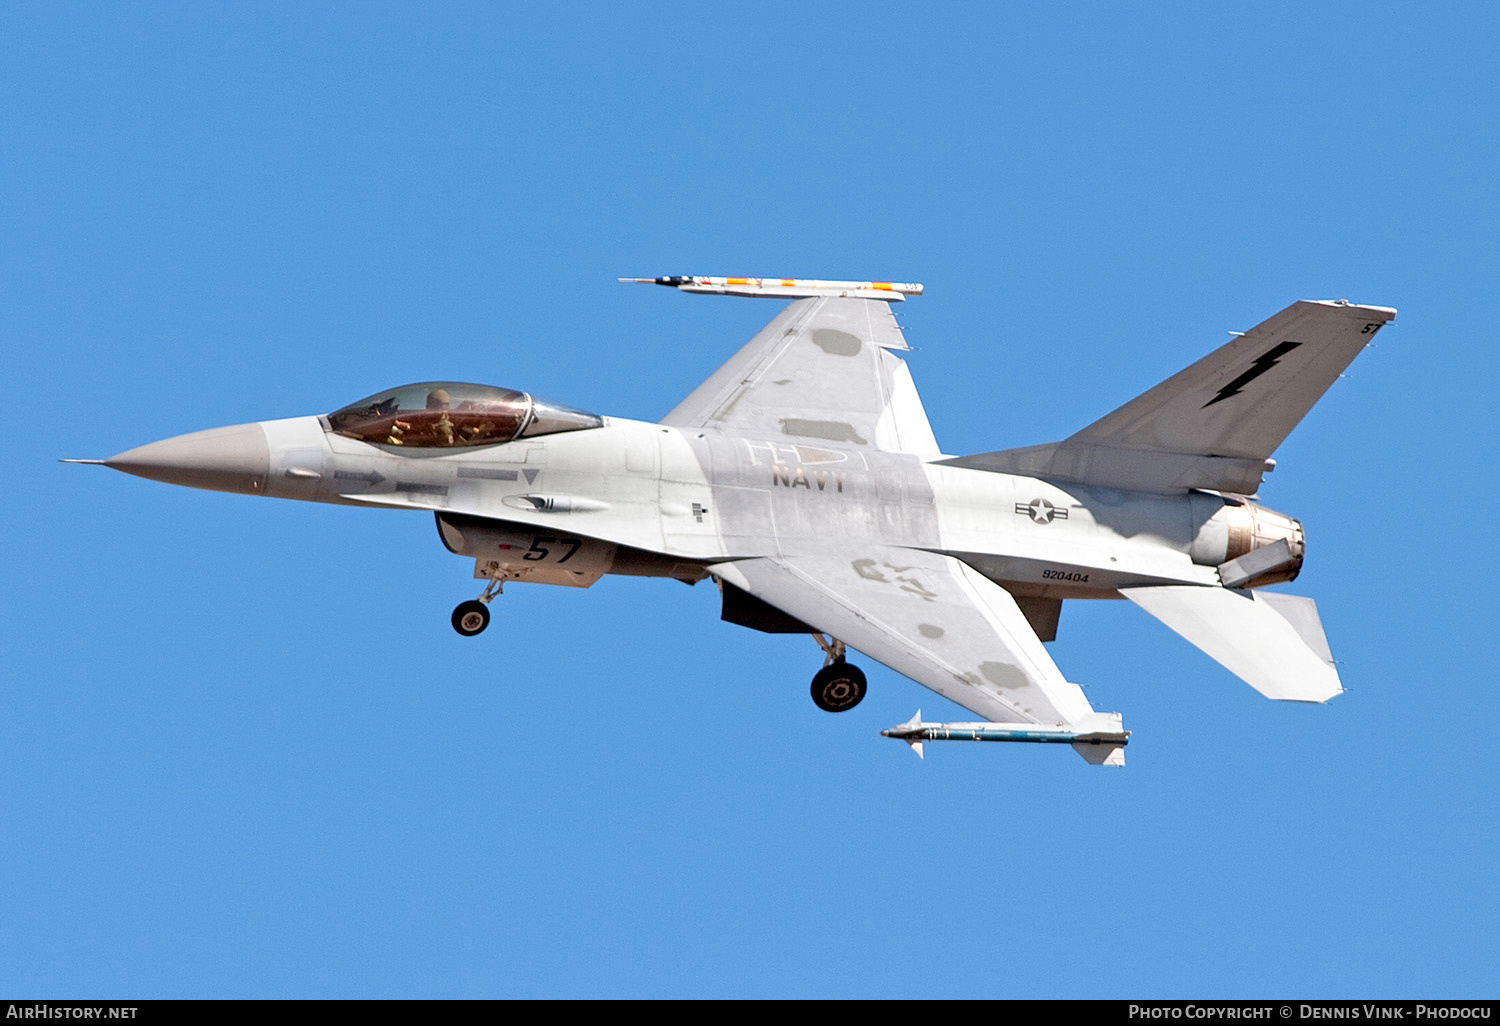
[327,382,603,448]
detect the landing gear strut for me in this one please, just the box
[810,633,866,712]
[451,576,504,636]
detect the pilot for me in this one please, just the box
[426,388,456,445]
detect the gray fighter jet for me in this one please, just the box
[67,276,1395,765]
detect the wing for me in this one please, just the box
[710,546,1117,729]
[660,297,941,457]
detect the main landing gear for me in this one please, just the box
[452,577,504,636]
[810,633,866,712]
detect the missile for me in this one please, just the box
[881,710,1130,766]
[619,275,923,301]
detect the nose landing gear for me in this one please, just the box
[451,576,504,636]
[451,600,490,636]
[810,633,866,712]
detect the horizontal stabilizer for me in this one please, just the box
[1122,586,1341,702]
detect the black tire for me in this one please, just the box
[451,600,490,636]
[810,662,867,712]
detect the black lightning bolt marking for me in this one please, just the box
[1201,340,1303,408]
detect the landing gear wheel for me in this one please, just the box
[811,662,867,712]
[452,600,490,637]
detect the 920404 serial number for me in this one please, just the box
[1042,569,1090,582]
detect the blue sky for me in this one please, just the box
[4,2,1497,998]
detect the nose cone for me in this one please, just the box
[106,422,271,495]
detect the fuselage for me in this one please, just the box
[105,412,1296,600]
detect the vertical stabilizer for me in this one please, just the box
[936,300,1396,494]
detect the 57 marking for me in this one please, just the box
[522,536,582,562]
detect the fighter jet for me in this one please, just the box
[67,276,1395,765]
